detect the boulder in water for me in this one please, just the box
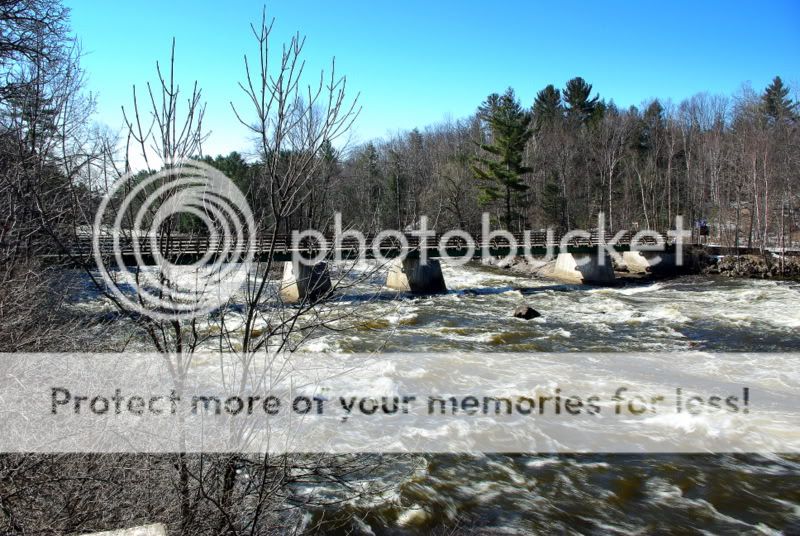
[513,305,541,320]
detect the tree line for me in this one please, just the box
[232,75,796,248]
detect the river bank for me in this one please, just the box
[703,253,800,279]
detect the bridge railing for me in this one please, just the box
[73,230,673,258]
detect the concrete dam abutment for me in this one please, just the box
[622,251,679,275]
[552,252,618,284]
[280,247,684,303]
[280,261,333,304]
[385,257,448,294]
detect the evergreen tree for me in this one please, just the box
[204,152,251,191]
[639,100,665,152]
[563,76,599,124]
[358,142,384,223]
[471,88,533,229]
[532,84,563,128]
[387,147,407,228]
[360,142,382,180]
[762,76,797,122]
[590,99,608,125]
[320,139,338,170]
[541,170,564,228]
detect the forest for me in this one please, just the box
[239,76,799,247]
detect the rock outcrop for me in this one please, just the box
[513,305,541,320]
[703,254,800,279]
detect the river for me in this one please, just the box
[69,261,800,534]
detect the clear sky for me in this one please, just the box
[67,0,799,158]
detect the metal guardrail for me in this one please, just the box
[75,231,667,254]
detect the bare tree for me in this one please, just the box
[0,0,99,352]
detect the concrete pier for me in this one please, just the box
[280,261,332,303]
[622,250,653,274]
[386,257,447,294]
[622,251,678,275]
[552,252,616,284]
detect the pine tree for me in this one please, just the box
[387,147,407,228]
[471,88,533,229]
[532,84,563,128]
[563,77,599,124]
[762,76,797,123]
[357,143,384,223]
[541,170,564,228]
[639,100,665,152]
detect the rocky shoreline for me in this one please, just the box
[702,253,800,279]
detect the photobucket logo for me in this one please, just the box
[290,213,690,267]
[93,160,255,320]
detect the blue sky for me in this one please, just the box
[67,0,799,158]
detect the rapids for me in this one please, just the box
[67,261,800,533]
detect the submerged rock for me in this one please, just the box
[513,305,541,320]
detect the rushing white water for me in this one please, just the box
[280,260,800,355]
[65,261,800,534]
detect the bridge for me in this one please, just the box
[75,230,675,262]
[67,230,683,302]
